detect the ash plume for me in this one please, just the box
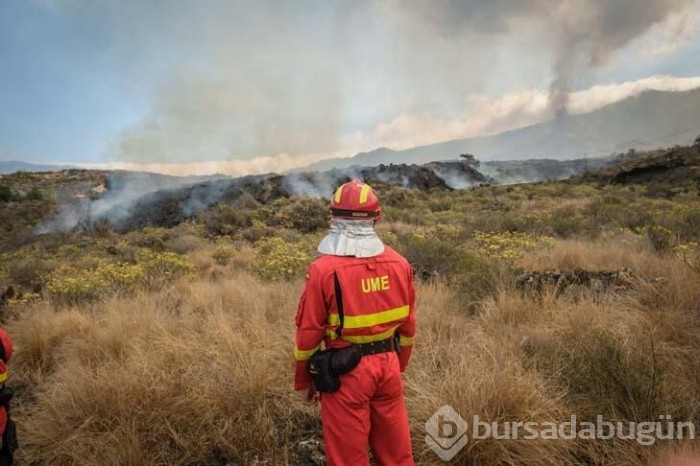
[397,0,698,113]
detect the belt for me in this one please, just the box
[356,337,398,356]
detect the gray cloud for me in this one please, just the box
[33,0,700,167]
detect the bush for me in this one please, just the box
[137,249,195,289]
[472,231,555,262]
[252,237,312,281]
[7,257,56,287]
[46,251,194,304]
[47,263,145,305]
[0,185,14,202]
[211,245,237,265]
[26,188,43,201]
[268,197,329,233]
[641,225,676,253]
[390,225,497,310]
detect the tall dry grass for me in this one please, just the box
[6,236,700,464]
[9,271,313,464]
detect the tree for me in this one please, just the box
[694,133,700,147]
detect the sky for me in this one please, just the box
[1,0,700,175]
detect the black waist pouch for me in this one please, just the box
[330,345,361,375]
[309,349,340,393]
[308,346,362,393]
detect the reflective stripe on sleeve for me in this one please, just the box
[294,345,320,361]
[399,334,414,346]
[0,372,8,383]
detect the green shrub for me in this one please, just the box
[390,225,497,311]
[0,186,14,202]
[25,188,43,201]
[269,197,328,233]
[7,257,56,287]
[640,225,676,253]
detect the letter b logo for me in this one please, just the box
[425,405,468,461]
[438,415,458,439]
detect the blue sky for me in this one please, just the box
[1,0,699,173]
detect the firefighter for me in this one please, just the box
[294,179,416,466]
[0,329,16,466]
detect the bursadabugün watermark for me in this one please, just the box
[425,405,697,461]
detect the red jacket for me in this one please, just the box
[294,246,416,390]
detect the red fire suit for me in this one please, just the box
[294,246,416,466]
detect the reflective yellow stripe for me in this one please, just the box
[334,186,344,203]
[294,345,320,361]
[326,329,338,340]
[342,326,398,344]
[344,305,409,329]
[328,306,408,329]
[399,334,414,346]
[359,184,372,204]
[0,372,7,383]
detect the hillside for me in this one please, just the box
[3,143,697,246]
[2,141,700,464]
[302,88,700,171]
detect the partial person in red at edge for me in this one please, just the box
[0,329,17,466]
[294,179,416,466]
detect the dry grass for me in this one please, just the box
[5,234,700,465]
[9,272,314,464]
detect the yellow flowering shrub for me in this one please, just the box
[46,250,194,304]
[252,237,312,281]
[47,262,145,305]
[473,231,555,262]
[211,245,237,265]
[137,250,196,288]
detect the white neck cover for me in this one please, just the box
[317,219,385,258]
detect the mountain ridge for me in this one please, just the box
[299,88,700,172]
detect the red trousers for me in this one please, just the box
[320,351,414,466]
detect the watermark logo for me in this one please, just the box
[425,405,469,461]
[425,406,698,462]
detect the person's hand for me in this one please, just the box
[300,386,320,404]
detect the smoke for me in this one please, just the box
[34,172,203,234]
[28,0,700,174]
[395,0,698,112]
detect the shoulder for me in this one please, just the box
[378,246,411,268]
[307,254,351,277]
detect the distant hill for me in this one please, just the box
[0,160,73,174]
[579,142,700,186]
[301,88,700,171]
